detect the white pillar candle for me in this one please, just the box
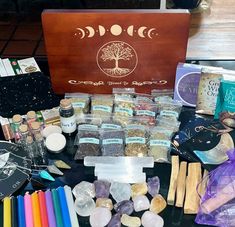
[64,185,80,227]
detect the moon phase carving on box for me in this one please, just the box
[42,10,190,94]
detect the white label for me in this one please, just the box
[72,102,85,108]
[136,110,155,117]
[79,138,99,144]
[150,140,171,147]
[60,115,76,133]
[103,139,123,145]
[160,110,179,118]
[115,107,133,116]
[126,137,146,144]
[78,124,98,130]
[127,124,145,130]
[93,105,112,113]
[101,124,122,130]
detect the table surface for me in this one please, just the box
[187,0,235,60]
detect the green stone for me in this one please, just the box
[39,170,55,181]
[54,160,71,169]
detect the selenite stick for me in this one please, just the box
[57,187,72,227]
[24,193,34,227]
[45,190,57,227]
[38,191,49,227]
[51,189,63,227]
[17,195,26,227]
[64,185,80,227]
[3,197,11,227]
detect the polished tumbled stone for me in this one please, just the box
[89,207,112,227]
[74,195,96,217]
[147,176,160,197]
[121,214,141,227]
[94,180,111,198]
[96,198,113,210]
[72,181,95,198]
[141,211,164,227]
[110,182,131,203]
[107,213,121,227]
[114,200,134,215]
[131,182,148,198]
[133,195,150,212]
[150,194,167,214]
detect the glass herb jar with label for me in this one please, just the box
[59,99,77,136]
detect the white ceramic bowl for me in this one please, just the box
[45,133,66,153]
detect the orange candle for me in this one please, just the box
[31,192,42,227]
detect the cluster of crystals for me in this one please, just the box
[72,176,166,227]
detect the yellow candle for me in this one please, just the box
[3,197,11,227]
[32,192,42,227]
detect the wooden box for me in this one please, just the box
[42,10,190,94]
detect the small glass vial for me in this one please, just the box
[35,133,47,164]
[12,114,23,143]
[18,124,29,148]
[27,111,37,128]
[59,99,77,136]
[26,135,37,159]
[31,122,41,137]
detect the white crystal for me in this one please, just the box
[110,182,131,203]
[133,195,150,212]
[74,195,95,217]
[141,211,164,227]
[72,181,95,198]
[89,207,112,227]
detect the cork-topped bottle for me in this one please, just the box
[12,114,23,142]
[59,99,76,136]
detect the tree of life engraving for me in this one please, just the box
[100,42,134,76]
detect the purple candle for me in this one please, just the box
[45,190,57,227]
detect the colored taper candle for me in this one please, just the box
[57,187,72,227]
[31,191,42,227]
[24,193,34,227]
[3,197,11,227]
[51,189,63,227]
[64,185,80,227]
[45,190,56,227]
[17,195,26,227]
[11,196,18,227]
[38,191,49,227]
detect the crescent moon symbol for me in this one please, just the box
[98,25,105,36]
[76,28,85,39]
[127,25,134,36]
[147,28,156,39]
[85,26,95,38]
[193,133,234,165]
[138,26,147,38]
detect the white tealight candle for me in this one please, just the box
[64,185,80,227]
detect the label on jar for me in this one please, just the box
[136,110,155,117]
[72,102,85,108]
[93,105,112,113]
[101,124,122,130]
[126,137,146,144]
[150,140,171,147]
[103,138,123,145]
[115,107,133,116]
[79,138,99,144]
[60,115,76,133]
[78,124,98,130]
[160,110,179,118]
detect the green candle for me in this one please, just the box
[51,189,63,227]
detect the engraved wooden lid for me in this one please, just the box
[31,122,40,130]
[27,111,36,119]
[60,99,72,109]
[19,124,28,133]
[12,114,22,123]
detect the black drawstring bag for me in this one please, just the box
[0,72,60,118]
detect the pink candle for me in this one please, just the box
[24,193,34,227]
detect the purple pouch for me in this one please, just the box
[196,149,235,227]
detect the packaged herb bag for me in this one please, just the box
[196,68,223,115]
[196,150,235,227]
[214,72,235,122]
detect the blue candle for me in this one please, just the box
[57,187,72,227]
[17,195,26,227]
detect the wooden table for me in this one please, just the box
[187,0,235,60]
